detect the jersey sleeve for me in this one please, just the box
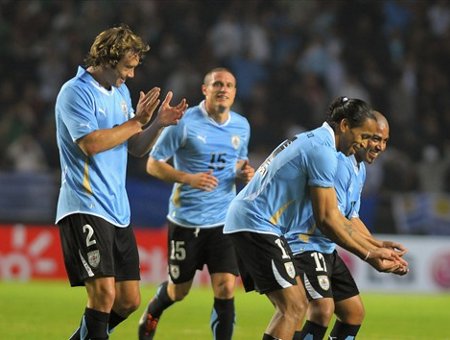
[118,84,134,118]
[334,156,352,216]
[351,162,367,217]
[306,145,337,188]
[238,119,251,161]
[59,85,97,142]
[150,120,185,161]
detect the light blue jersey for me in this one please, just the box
[335,153,366,220]
[150,100,250,228]
[224,123,339,251]
[288,153,367,255]
[55,66,134,226]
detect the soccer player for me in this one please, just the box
[223,97,408,340]
[293,111,407,340]
[55,25,187,340]
[138,67,254,340]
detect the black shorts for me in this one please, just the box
[294,250,359,302]
[58,214,140,286]
[167,221,239,284]
[229,232,298,294]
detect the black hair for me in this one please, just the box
[326,96,375,129]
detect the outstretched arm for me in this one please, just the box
[311,186,408,273]
[146,156,218,191]
[351,217,407,255]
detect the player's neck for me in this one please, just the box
[87,66,113,90]
[207,107,229,124]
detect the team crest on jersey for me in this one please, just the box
[170,264,180,279]
[231,135,240,150]
[87,250,100,268]
[284,261,296,279]
[317,275,330,290]
[121,100,128,117]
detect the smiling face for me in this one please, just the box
[355,112,389,164]
[202,70,237,118]
[338,117,378,156]
[105,51,140,88]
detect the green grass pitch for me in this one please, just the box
[1,280,449,339]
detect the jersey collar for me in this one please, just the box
[77,66,115,96]
[322,122,336,150]
[349,154,361,174]
[199,100,231,126]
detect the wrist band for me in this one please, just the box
[364,251,371,261]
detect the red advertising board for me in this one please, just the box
[0,224,170,282]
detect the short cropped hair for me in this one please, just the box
[203,67,236,86]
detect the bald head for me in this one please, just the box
[373,111,389,131]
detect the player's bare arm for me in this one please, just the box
[77,119,143,156]
[311,186,409,273]
[147,157,218,191]
[311,186,372,258]
[351,217,408,255]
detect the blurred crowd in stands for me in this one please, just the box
[1,0,450,197]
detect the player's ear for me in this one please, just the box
[201,84,207,96]
[339,118,350,133]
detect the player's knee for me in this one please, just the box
[124,295,141,315]
[212,274,236,299]
[279,298,307,324]
[214,281,235,299]
[93,284,116,307]
[309,303,334,325]
[346,304,365,324]
[115,293,140,316]
[335,299,365,325]
[291,297,308,319]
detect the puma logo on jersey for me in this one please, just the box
[197,135,207,143]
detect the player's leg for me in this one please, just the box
[109,280,140,333]
[208,226,239,340]
[329,253,364,339]
[210,273,236,340]
[138,280,193,340]
[265,276,308,340]
[229,232,307,340]
[138,222,199,340]
[69,277,116,340]
[293,298,334,340]
[59,214,117,340]
[293,251,337,339]
[82,277,116,338]
[330,295,364,339]
[107,222,141,334]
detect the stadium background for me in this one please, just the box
[1,0,450,292]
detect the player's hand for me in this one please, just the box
[381,240,408,256]
[187,170,218,191]
[133,87,161,126]
[366,247,409,273]
[155,91,188,127]
[376,258,409,276]
[386,261,409,276]
[236,160,255,184]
